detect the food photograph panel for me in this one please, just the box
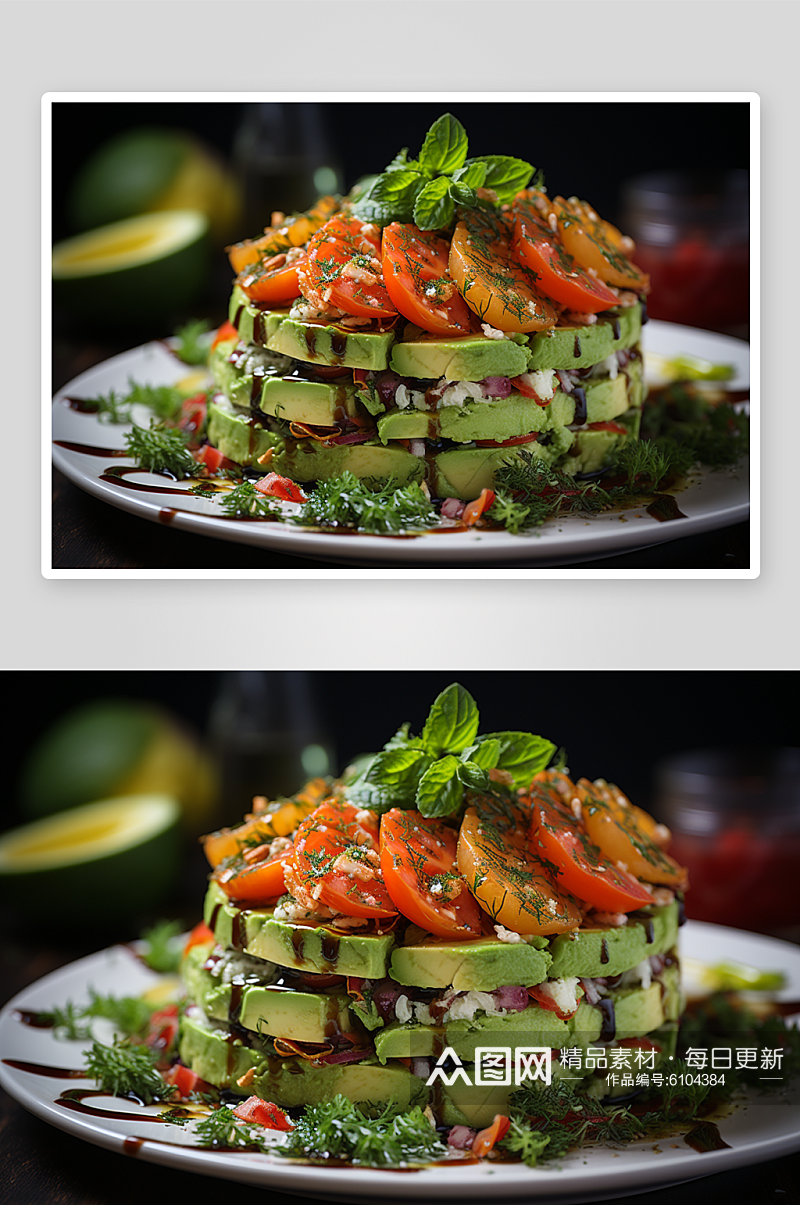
[47,94,754,574]
[1,670,797,1204]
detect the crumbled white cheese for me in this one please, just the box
[481,323,509,341]
[394,383,428,411]
[515,370,557,401]
[600,353,619,381]
[214,950,276,986]
[535,977,581,1014]
[395,994,413,1023]
[438,382,482,408]
[494,924,524,944]
[444,990,504,1022]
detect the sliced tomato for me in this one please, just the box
[214,841,294,905]
[255,472,307,503]
[472,1114,511,1158]
[230,1096,293,1131]
[183,920,215,956]
[178,393,207,434]
[577,778,688,888]
[511,194,620,313]
[238,251,307,305]
[194,443,237,472]
[381,223,473,336]
[226,195,340,275]
[162,1063,206,1099]
[145,1005,180,1057]
[552,195,649,292]
[449,209,558,333]
[288,799,398,919]
[462,488,496,526]
[527,774,655,912]
[211,320,239,349]
[475,433,539,448]
[457,790,583,935]
[299,215,397,319]
[380,809,482,938]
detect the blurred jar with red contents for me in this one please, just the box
[654,748,800,939]
[621,170,749,335]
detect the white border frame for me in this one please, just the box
[42,92,759,580]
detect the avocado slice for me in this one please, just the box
[548,902,679,979]
[391,330,529,382]
[527,305,642,372]
[182,943,361,1044]
[391,934,551,992]
[272,437,425,487]
[259,372,362,426]
[206,399,278,466]
[205,882,395,978]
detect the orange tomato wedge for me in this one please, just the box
[551,195,649,292]
[577,778,688,888]
[449,210,558,333]
[214,841,294,905]
[511,193,620,313]
[472,1113,511,1158]
[380,809,482,938]
[457,790,583,935]
[381,223,473,336]
[237,251,307,305]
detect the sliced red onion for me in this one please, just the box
[318,1046,371,1066]
[481,375,512,399]
[580,977,601,1005]
[616,349,631,368]
[329,428,374,446]
[376,374,402,403]
[492,984,530,1011]
[556,370,574,393]
[441,497,466,520]
[372,979,405,1020]
[448,1126,478,1150]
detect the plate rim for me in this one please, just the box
[48,321,751,572]
[1,918,797,1200]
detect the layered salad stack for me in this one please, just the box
[179,686,688,1128]
[206,116,650,502]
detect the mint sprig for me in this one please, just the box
[347,683,556,817]
[351,114,536,231]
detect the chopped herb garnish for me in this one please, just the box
[294,471,437,535]
[173,319,212,366]
[83,1038,176,1104]
[277,1095,445,1166]
[139,919,185,973]
[218,480,282,518]
[193,1105,271,1150]
[124,420,202,479]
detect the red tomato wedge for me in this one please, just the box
[527,773,655,912]
[211,320,239,349]
[230,1096,293,1131]
[381,223,473,336]
[475,433,539,448]
[457,791,583,935]
[255,472,307,503]
[288,800,398,919]
[162,1063,208,1099]
[299,215,397,319]
[380,809,482,938]
[183,920,215,956]
[238,252,307,305]
[511,194,620,313]
[213,841,293,905]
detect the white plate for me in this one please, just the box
[1,921,797,1202]
[50,322,750,567]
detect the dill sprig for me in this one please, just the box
[81,388,135,425]
[39,1001,94,1042]
[83,1038,176,1104]
[277,1095,446,1166]
[82,991,157,1036]
[123,381,185,422]
[124,420,202,479]
[193,1105,271,1150]
[294,472,438,534]
[139,919,185,973]
[218,480,282,518]
[173,319,212,366]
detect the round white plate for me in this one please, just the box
[51,322,750,566]
[1,922,796,1202]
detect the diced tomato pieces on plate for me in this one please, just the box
[231,1096,294,1130]
[183,920,215,955]
[162,1063,205,1099]
[462,488,495,526]
[194,444,236,472]
[255,472,307,503]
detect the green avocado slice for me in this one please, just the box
[527,305,642,371]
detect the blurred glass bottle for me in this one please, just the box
[232,103,343,236]
[207,672,335,825]
[621,170,749,336]
[654,747,800,938]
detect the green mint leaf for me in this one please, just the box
[461,737,501,770]
[413,177,455,231]
[421,683,480,756]
[452,161,488,190]
[384,722,425,751]
[467,155,534,203]
[416,755,464,817]
[449,180,477,207]
[477,732,556,787]
[347,747,432,812]
[456,759,490,790]
[418,114,469,175]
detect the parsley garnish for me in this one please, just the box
[192,1105,271,1150]
[277,1095,445,1166]
[173,319,212,366]
[218,480,281,518]
[83,1038,176,1104]
[124,420,202,479]
[294,471,437,535]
